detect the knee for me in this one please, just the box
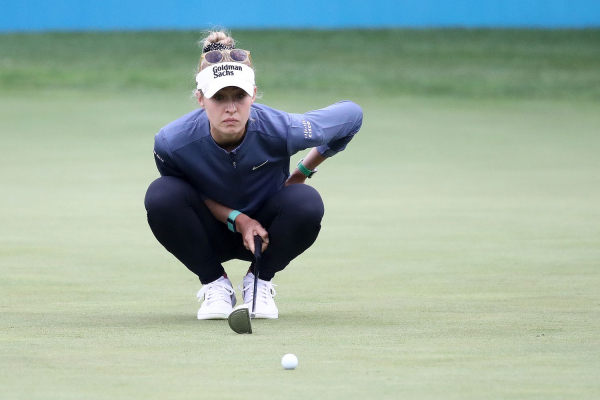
[285,184,325,227]
[144,176,195,213]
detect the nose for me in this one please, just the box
[225,99,237,113]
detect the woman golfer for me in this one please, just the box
[144,31,363,320]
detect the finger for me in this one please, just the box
[258,229,269,252]
[241,231,252,252]
[256,227,269,244]
[247,234,255,254]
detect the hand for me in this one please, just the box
[284,169,307,186]
[235,214,269,254]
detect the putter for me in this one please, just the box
[227,235,262,334]
[228,303,252,334]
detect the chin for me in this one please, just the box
[223,126,242,134]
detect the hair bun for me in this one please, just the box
[200,31,236,52]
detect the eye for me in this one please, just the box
[235,93,247,100]
[213,94,224,101]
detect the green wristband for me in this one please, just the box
[297,158,317,178]
[227,210,242,232]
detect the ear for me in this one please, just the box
[197,91,204,108]
[251,86,257,103]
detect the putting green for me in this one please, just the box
[1,90,598,399]
[1,29,600,399]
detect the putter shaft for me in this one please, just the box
[251,235,262,317]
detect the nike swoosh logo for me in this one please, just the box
[252,160,269,170]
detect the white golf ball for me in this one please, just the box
[281,353,298,370]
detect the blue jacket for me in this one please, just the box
[153,101,363,215]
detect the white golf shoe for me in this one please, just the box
[196,276,236,320]
[239,272,278,319]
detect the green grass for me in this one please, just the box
[1,30,600,399]
[1,29,600,98]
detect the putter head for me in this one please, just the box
[228,304,252,334]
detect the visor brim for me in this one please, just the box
[202,78,255,99]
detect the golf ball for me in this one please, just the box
[281,353,298,370]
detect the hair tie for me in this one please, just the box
[202,42,235,53]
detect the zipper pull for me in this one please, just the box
[229,152,237,169]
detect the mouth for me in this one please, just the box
[223,118,238,124]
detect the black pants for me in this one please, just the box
[144,176,324,284]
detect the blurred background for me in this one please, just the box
[2,0,600,30]
[1,0,599,97]
[1,1,599,399]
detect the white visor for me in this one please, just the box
[196,62,255,98]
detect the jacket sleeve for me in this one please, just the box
[153,129,185,178]
[286,100,363,157]
[153,129,209,201]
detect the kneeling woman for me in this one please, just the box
[144,31,363,320]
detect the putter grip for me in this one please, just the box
[254,235,262,259]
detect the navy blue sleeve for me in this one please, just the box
[153,129,184,178]
[286,101,363,157]
[153,129,208,201]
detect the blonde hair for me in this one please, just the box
[199,30,236,50]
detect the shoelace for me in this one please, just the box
[239,279,277,304]
[197,281,234,305]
